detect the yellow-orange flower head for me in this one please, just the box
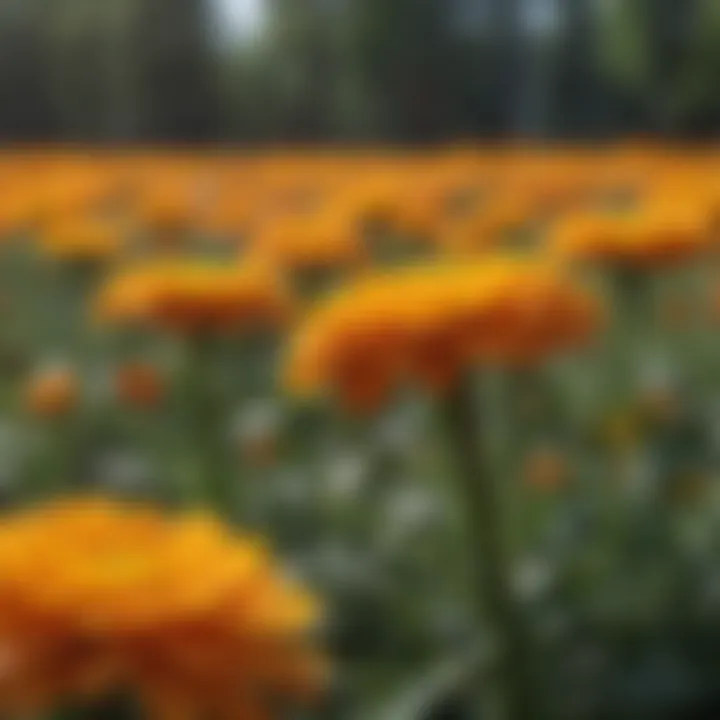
[250,213,366,276]
[0,498,325,718]
[551,203,712,269]
[95,260,295,335]
[39,218,123,264]
[135,186,197,240]
[25,367,79,419]
[285,256,602,411]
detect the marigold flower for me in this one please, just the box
[201,194,256,243]
[285,256,602,411]
[0,498,325,718]
[439,195,538,255]
[386,171,486,244]
[391,188,451,241]
[39,218,123,263]
[0,191,39,238]
[552,203,712,269]
[136,187,197,240]
[251,213,366,275]
[95,260,294,335]
[25,367,79,418]
[115,362,164,410]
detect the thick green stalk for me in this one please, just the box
[440,375,535,720]
[183,336,234,513]
[610,267,654,400]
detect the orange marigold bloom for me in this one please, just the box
[135,187,198,240]
[25,367,79,418]
[552,203,712,269]
[285,256,602,411]
[95,261,294,335]
[115,362,165,410]
[0,498,324,718]
[389,181,456,242]
[39,218,123,263]
[0,191,39,238]
[439,195,538,255]
[201,194,256,243]
[251,213,366,274]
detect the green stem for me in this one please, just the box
[183,337,233,513]
[440,375,535,720]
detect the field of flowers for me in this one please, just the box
[0,147,719,719]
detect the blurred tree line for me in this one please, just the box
[1,0,720,143]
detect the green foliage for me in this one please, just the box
[599,0,653,94]
[596,0,720,134]
[5,0,720,141]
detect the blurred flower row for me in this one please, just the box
[0,146,719,719]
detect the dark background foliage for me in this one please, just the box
[1,0,719,144]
